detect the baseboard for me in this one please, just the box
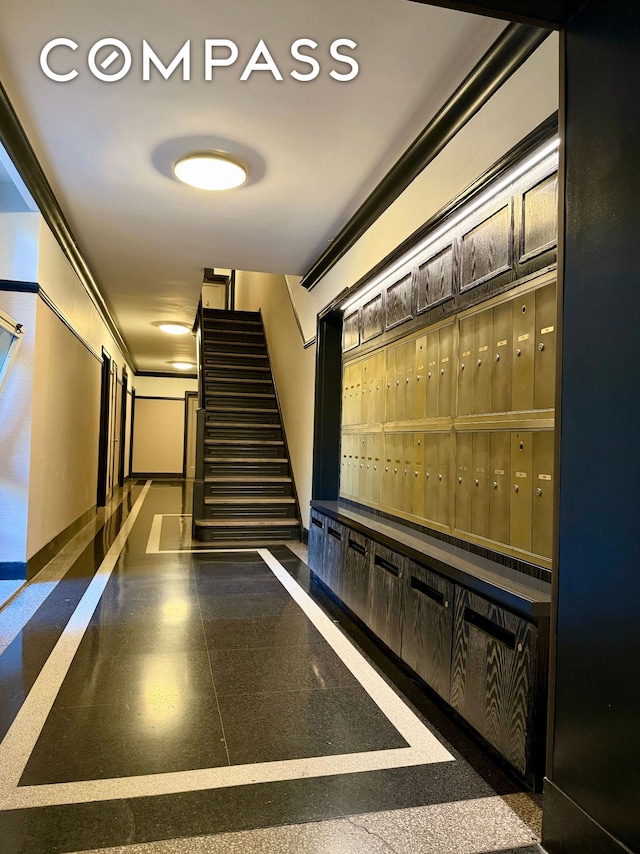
[0,562,27,580]
[302,526,309,545]
[542,778,635,854]
[26,505,97,581]
[131,472,183,479]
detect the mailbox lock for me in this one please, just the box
[539,342,545,351]
[440,368,445,376]
[537,487,543,497]
[426,472,430,479]
[477,359,482,367]
[438,474,442,481]
[417,374,421,381]
[367,464,370,470]
[513,484,519,493]
[387,382,391,388]
[458,476,463,484]
[385,466,389,472]
[474,479,479,486]
[495,354,500,362]
[445,600,449,609]
[492,481,498,489]
[406,377,410,384]
[428,371,432,379]
[396,380,400,386]
[521,305,527,314]
[417,440,421,447]
[394,467,398,474]
[461,363,465,370]
[519,441,524,450]
[404,469,408,476]
[516,348,522,357]
[518,643,523,652]
[374,465,377,471]
[414,471,419,478]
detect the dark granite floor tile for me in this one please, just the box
[77,618,208,655]
[54,649,216,707]
[19,695,229,785]
[209,641,360,697]
[202,613,324,651]
[197,590,302,620]
[195,575,285,597]
[220,685,408,764]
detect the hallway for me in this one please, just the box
[0,480,541,853]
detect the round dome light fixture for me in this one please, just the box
[171,362,194,371]
[173,151,248,191]
[158,322,191,336]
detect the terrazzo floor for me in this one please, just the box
[0,480,544,854]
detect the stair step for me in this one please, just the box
[205,439,284,446]
[190,539,298,548]
[205,457,289,464]
[208,377,272,385]
[194,519,300,528]
[206,422,281,430]
[205,364,271,373]
[204,497,296,505]
[204,318,262,327]
[206,406,278,414]
[205,476,292,483]
[205,352,268,361]
[203,327,264,336]
[206,392,275,399]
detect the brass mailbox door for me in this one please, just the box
[436,431,452,526]
[532,430,554,559]
[512,293,535,412]
[402,433,414,514]
[385,347,396,423]
[492,300,513,413]
[343,364,351,425]
[371,432,382,505]
[360,358,370,426]
[362,434,371,503]
[340,432,348,498]
[393,433,404,510]
[414,336,427,420]
[474,309,493,414]
[423,433,437,522]
[413,433,425,518]
[455,432,473,533]
[438,324,453,416]
[344,433,352,498]
[404,341,416,422]
[534,282,557,410]
[458,315,475,416]
[490,432,511,546]
[426,331,439,419]
[354,433,363,501]
[395,344,406,422]
[471,432,490,538]
[510,431,533,553]
[383,434,395,508]
[373,352,385,422]
[351,360,363,426]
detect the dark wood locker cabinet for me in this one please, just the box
[450,587,537,778]
[342,529,371,622]
[367,543,405,656]
[402,562,454,703]
[308,510,326,580]
[323,520,346,599]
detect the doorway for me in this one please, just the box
[184,391,198,478]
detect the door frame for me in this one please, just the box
[183,391,198,478]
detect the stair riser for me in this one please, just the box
[203,309,260,322]
[205,427,282,442]
[195,525,300,543]
[204,483,293,498]
[205,445,283,459]
[205,382,273,396]
[204,337,266,350]
[205,352,269,364]
[202,505,297,520]
[203,325,264,337]
[204,462,290,477]
[205,393,275,408]
[205,367,272,381]
[205,411,280,425]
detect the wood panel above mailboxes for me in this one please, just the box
[459,200,514,293]
[385,270,415,331]
[362,293,384,343]
[342,311,360,352]
[519,172,558,264]
[417,243,455,315]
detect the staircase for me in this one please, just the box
[192,308,301,545]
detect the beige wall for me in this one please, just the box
[134,375,197,397]
[132,398,185,474]
[0,290,36,564]
[289,35,560,342]
[235,271,315,528]
[27,300,101,559]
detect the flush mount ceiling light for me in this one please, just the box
[158,322,191,335]
[170,362,194,370]
[173,151,248,191]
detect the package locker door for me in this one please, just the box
[403,341,415,422]
[512,292,535,412]
[395,345,406,421]
[471,432,490,539]
[360,358,371,426]
[414,336,427,420]
[413,433,425,518]
[438,325,453,416]
[383,434,395,508]
[534,282,557,410]
[455,432,473,534]
[492,300,513,413]
[373,352,385,423]
[532,431,554,559]
[423,433,438,522]
[490,432,511,545]
[371,433,382,505]
[426,330,439,419]
[511,431,533,553]
[436,431,452,527]
[385,347,396,422]
[458,316,475,416]
[474,309,493,415]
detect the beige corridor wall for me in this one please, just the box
[132,398,185,474]
[235,272,315,528]
[27,300,101,559]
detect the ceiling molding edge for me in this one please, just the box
[300,22,551,292]
[0,78,138,371]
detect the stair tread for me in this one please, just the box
[205,353,267,360]
[206,407,277,414]
[195,519,300,528]
[204,318,262,327]
[206,377,272,385]
[205,476,292,482]
[206,392,275,398]
[204,329,264,336]
[205,497,296,504]
[205,439,284,445]
[188,539,299,548]
[206,423,281,429]
[205,364,271,373]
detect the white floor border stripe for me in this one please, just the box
[0,502,453,811]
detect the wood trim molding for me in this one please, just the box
[0,79,136,370]
[301,23,551,291]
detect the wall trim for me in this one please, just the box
[134,396,186,402]
[0,279,39,293]
[404,0,581,29]
[300,23,551,291]
[542,778,635,854]
[26,505,97,581]
[0,562,27,580]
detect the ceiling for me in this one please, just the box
[0,0,505,371]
